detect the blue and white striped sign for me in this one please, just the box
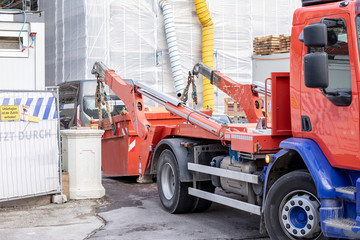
[0,95,57,120]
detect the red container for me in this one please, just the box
[101,110,185,176]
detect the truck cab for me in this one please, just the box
[291,0,360,171]
[58,80,125,129]
[265,1,360,238]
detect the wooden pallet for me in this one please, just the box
[224,98,245,117]
[62,172,69,200]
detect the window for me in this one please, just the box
[83,96,125,119]
[325,22,351,92]
[0,37,21,50]
[356,15,360,65]
[310,18,351,106]
[0,31,28,57]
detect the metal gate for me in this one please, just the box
[0,90,61,202]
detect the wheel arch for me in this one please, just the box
[262,137,351,211]
[150,138,202,182]
[262,148,306,203]
[150,140,173,176]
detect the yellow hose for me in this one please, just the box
[195,0,214,110]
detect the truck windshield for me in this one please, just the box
[212,114,232,123]
[59,83,79,128]
[83,96,125,119]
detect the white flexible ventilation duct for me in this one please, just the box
[159,0,185,97]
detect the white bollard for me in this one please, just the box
[60,130,105,199]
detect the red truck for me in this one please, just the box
[92,0,360,239]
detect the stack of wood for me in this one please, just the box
[253,34,291,55]
[279,34,291,52]
[224,98,245,118]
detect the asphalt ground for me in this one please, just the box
[0,176,270,240]
[90,176,270,240]
[0,199,104,240]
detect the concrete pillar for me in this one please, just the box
[60,130,105,199]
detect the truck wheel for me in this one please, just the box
[264,171,326,240]
[191,181,215,212]
[157,149,194,213]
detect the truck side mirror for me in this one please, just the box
[304,52,329,88]
[304,23,328,47]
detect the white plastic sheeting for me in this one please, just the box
[40,0,301,111]
[0,91,60,201]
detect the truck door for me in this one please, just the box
[301,14,360,170]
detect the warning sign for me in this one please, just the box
[0,105,20,121]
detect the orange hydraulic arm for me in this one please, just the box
[92,62,235,141]
[193,63,264,123]
[92,62,150,140]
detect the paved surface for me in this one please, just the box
[0,177,270,240]
[0,199,104,240]
[90,176,270,240]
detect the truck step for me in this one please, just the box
[187,163,259,184]
[335,186,356,201]
[188,187,261,215]
[323,218,360,239]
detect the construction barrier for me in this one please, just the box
[0,90,61,202]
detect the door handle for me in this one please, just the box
[301,115,312,132]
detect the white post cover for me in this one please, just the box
[61,129,105,200]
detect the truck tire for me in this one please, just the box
[264,171,327,240]
[191,181,215,212]
[157,149,194,213]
